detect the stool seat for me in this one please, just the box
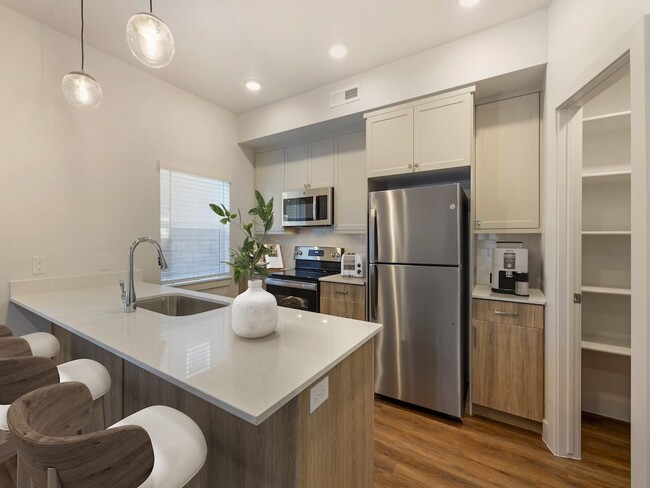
[21,332,60,358]
[57,359,111,400]
[110,405,207,488]
[0,405,8,431]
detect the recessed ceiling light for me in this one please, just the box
[459,0,481,6]
[329,43,348,59]
[245,80,261,92]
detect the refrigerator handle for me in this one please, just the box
[369,264,378,321]
[369,208,377,263]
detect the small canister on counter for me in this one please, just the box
[514,272,530,297]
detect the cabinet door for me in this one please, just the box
[471,319,543,421]
[334,132,367,233]
[254,148,285,233]
[284,144,309,191]
[475,93,540,231]
[366,108,414,177]
[308,139,334,188]
[414,93,472,172]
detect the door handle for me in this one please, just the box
[369,208,377,263]
[370,265,378,321]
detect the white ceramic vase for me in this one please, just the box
[231,280,278,338]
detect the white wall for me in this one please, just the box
[543,0,650,483]
[238,10,548,144]
[0,5,254,334]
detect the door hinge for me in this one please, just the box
[573,293,582,304]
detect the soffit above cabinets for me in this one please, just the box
[2,0,551,114]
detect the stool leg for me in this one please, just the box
[93,397,106,431]
[16,451,30,488]
[47,468,62,488]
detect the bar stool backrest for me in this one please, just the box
[0,357,60,405]
[0,325,13,338]
[0,337,33,359]
[8,382,155,488]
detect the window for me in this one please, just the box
[160,169,230,284]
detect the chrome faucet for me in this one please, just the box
[120,237,168,313]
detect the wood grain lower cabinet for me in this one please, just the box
[320,282,366,320]
[471,299,544,422]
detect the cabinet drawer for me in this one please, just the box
[320,282,365,303]
[472,299,543,329]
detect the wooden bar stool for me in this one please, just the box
[8,382,207,488]
[0,355,112,474]
[0,325,60,359]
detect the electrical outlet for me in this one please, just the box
[310,376,329,413]
[99,254,110,271]
[32,256,45,275]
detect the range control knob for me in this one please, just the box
[331,253,335,257]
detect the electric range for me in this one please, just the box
[265,246,343,312]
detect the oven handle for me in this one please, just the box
[265,278,318,291]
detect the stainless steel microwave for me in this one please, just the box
[282,187,333,227]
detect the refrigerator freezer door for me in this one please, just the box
[373,264,463,417]
[369,184,462,266]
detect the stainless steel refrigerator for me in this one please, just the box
[369,183,467,419]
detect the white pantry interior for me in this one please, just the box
[579,73,632,421]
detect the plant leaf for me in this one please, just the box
[209,204,225,216]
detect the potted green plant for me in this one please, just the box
[209,191,278,338]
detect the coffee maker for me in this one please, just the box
[490,242,529,296]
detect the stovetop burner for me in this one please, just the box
[270,268,339,283]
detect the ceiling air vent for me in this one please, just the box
[330,84,360,108]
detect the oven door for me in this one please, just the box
[265,279,320,312]
[282,188,333,227]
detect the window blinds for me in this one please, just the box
[160,169,230,283]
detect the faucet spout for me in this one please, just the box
[122,237,168,313]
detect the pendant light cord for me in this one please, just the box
[150,0,153,13]
[80,0,85,70]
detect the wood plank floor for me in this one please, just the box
[374,398,630,488]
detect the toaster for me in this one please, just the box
[341,253,365,278]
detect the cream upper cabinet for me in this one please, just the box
[414,93,472,172]
[365,88,473,178]
[284,140,334,191]
[284,144,309,191]
[366,107,414,177]
[333,132,367,234]
[254,148,286,234]
[475,92,540,232]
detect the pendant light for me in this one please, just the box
[62,0,103,109]
[126,0,175,69]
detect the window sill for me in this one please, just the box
[164,276,232,291]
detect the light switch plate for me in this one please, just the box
[99,254,110,271]
[310,376,329,413]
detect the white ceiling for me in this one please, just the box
[1,0,552,114]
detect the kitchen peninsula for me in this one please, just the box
[10,279,381,488]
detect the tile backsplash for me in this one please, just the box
[475,234,543,290]
[268,229,366,269]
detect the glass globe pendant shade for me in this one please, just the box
[62,71,103,109]
[126,12,175,68]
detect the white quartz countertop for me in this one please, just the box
[472,284,546,305]
[11,283,381,425]
[319,274,366,286]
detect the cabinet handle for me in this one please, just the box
[335,291,349,295]
[473,325,476,348]
[476,220,481,229]
[414,163,419,169]
[408,164,413,169]
[494,310,518,316]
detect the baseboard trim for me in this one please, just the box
[471,404,543,433]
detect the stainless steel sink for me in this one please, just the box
[136,294,227,316]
